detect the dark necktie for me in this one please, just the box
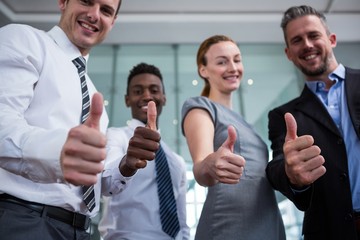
[72,56,95,212]
[155,144,180,238]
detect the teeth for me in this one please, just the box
[81,22,95,31]
[305,54,316,60]
[225,76,237,80]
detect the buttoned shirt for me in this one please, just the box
[306,64,360,211]
[99,119,190,240]
[0,24,129,216]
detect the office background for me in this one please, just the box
[1,0,360,239]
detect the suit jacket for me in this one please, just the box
[266,67,360,240]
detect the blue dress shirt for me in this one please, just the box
[306,64,360,211]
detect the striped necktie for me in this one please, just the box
[72,56,95,212]
[155,144,180,238]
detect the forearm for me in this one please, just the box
[118,154,138,177]
[193,159,217,187]
[0,115,67,183]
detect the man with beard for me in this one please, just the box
[266,5,360,240]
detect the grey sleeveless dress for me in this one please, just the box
[181,96,285,240]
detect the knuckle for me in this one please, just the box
[100,149,107,160]
[283,143,292,154]
[68,127,82,138]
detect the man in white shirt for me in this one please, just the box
[99,63,190,240]
[0,1,160,239]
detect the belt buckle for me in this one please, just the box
[83,216,90,230]
[73,213,90,230]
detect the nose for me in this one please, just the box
[86,5,100,23]
[142,89,153,100]
[303,37,314,48]
[228,61,237,72]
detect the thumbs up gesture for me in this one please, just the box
[61,92,107,186]
[119,101,161,177]
[283,113,326,188]
[207,125,246,185]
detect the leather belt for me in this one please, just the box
[0,194,90,230]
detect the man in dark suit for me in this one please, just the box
[266,5,360,240]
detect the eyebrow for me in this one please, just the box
[215,54,240,59]
[130,84,161,89]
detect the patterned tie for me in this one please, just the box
[72,56,95,212]
[155,144,180,238]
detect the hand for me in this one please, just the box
[119,101,161,176]
[283,112,326,188]
[208,125,245,184]
[60,93,107,186]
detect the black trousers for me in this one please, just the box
[0,201,90,240]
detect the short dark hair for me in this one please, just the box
[115,0,122,15]
[281,5,330,44]
[126,62,165,95]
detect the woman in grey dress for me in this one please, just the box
[181,35,285,240]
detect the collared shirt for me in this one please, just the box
[0,24,128,216]
[306,64,360,211]
[99,119,190,240]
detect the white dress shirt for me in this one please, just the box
[0,24,128,216]
[99,119,190,240]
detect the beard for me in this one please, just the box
[298,53,332,77]
[300,62,327,77]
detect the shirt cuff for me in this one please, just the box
[105,165,134,196]
[290,185,311,194]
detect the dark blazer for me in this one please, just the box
[266,67,360,240]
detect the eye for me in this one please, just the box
[309,33,321,40]
[150,87,160,94]
[290,37,301,45]
[101,6,115,17]
[132,89,142,95]
[217,60,227,65]
[79,0,91,6]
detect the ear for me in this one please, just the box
[329,33,337,48]
[284,47,292,61]
[199,65,208,79]
[58,0,67,11]
[162,95,167,106]
[125,95,130,107]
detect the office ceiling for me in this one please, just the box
[0,0,360,44]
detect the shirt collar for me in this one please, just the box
[128,118,145,128]
[47,25,89,62]
[305,64,345,92]
[330,63,345,80]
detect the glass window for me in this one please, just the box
[88,42,360,240]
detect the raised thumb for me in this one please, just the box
[284,112,298,142]
[146,101,157,131]
[83,92,103,130]
[222,125,237,152]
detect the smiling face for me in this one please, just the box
[284,15,338,80]
[58,0,119,55]
[199,41,243,95]
[125,73,166,125]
